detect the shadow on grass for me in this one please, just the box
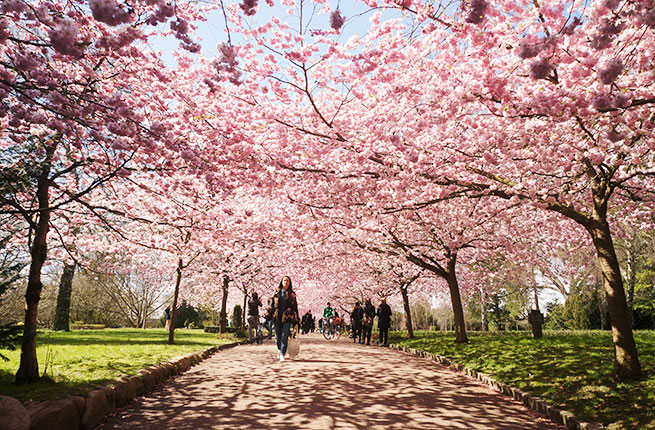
[391,330,655,428]
[0,369,116,401]
[0,329,241,402]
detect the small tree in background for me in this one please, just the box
[231,305,243,329]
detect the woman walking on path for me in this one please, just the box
[362,299,376,345]
[377,298,392,347]
[351,302,364,343]
[271,276,299,361]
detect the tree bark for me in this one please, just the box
[53,263,76,331]
[626,245,636,326]
[400,285,414,339]
[587,220,642,380]
[403,251,468,342]
[446,266,468,343]
[168,257,183,345]
[242,290,247,328]
[16,143,56,384]
[219,276,229,333]
[480,288,488,332]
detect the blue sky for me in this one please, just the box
[150,0,408,68]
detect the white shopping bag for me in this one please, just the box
[287,329,300,358]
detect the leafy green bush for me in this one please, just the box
[231,305,242,329]
[0,323,21,361]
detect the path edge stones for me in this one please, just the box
[0,341,245,430]
[388,344,605,430]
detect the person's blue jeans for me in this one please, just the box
[275,321,291,355]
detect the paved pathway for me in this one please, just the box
[99,335,562,429]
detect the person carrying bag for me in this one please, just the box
[271,276,299,361]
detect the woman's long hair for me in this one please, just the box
[278,276,293,291]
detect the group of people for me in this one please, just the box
[300,310,316,334]
[244,276,394,362]
[349,299,392,346]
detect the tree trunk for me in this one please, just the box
[219,276,229,333]
[400,286,414,339]
[16,143,56,384]
[528,283,544,339]
[587,220,642,380]
[168,257,183,345]
[446,267,468,343]
[480,288,488,332]
[53,263,76,331]
[626,246,636,327]
[242,290,247,328]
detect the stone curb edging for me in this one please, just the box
[0,340,246,430]
[388,344,604,430]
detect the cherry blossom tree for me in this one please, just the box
[203,0,653,380]
[0,0,207,382]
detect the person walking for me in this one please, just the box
[309,311,316,332]
[264,296,275,339]
[377,298,392,347]
[271,276,299,361]
[301,311,312,334]
[362,299,376,345]
[351,302,364,343]
[247,292,262,343]
[164,306,171,330]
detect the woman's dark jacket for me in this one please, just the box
[271,288,299,325]
[247,297,262,317]
[377,303,392,329]
[351,306,364,326]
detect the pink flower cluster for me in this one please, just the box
[49,19,84,57]
[146,1,175,25]
[464,0,488,24]
[211,43,241,86]
[529,57,552,80]
[171,19,200,53]
[598,58,623,85]
[96,27,142,51]
[330,9,345,31]
[0,19,9,44]
[240,0,258,16]
[89,0,131,26]
[591,92,630,111]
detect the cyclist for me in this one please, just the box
[323,302,335,327]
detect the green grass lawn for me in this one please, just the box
[0,328,241,402]
[390,330,655,429]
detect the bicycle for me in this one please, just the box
[322,317,345,340]
[248,316,264,344]
[255,320,264,344]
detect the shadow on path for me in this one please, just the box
[99,335,562,429]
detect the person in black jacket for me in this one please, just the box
[362,299,376,345]
[271,276,300,361]
[309,311,316,332]
[350,302,364,343]
[301,311,313,334]
[247,292,262,343]
[377,298,392,347]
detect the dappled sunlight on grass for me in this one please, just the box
[391,330,655,429]
[0,328,241,401]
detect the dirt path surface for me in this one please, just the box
[99,334,562,429]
